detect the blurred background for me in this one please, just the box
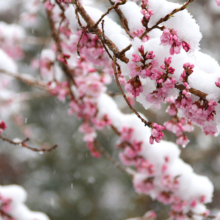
[0,0,220,220]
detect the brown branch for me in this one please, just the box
[111,125,121,136]
[0,209,13,219]
[77,26,88,57]
[75,9,83,28]
[0,135,58,152]
[20,37,50,45]
[71,0,129,63]
[119,44,132,57]
[112,56,152,127]
[175,83,207,100]
[46,7,77,88]
[0,69,47,89]
[101,20,114,61]
[93,4,118,29]
[140,0,195,40]
[108,0,133,38]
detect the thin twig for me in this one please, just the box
[101,20,113,60]
[77,26,88,57]
[0,135,58,152]
[75,9,83,28]
[93,4,118,29]
[140,0,195,39]
[71,0,129,63]
[0,69,47,89]
[112,56,152,127]
[94,140,134,176]
[108,0,133,38]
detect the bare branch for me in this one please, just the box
[0,135,58,152]
[94,140,135,176]
[0,69,47,89]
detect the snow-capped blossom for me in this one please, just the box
[131,28,150,42]
[171,198,187,213]
[120,127,134,142]
[146,90,165,107]
[216,0,220,6]
[125,76,143,98]
[119,143,143,166]
[129,46,156,78]
[136,159,154,174]
[161,175,179,191]
[215,78,220,88]
[146,57,176,107]
[182,41,190,52]
[164,116,193,147]
[77,73,107,98]
[92,114,112,130]
[160,29,181,55]
[141,8,153,21]
[157,191,174,205]
[70,31,110,67]
[57,53,70,64]
[141,0,149,7]
[180,63,194,82]
[133,174,155,194]
[149,123,165,144]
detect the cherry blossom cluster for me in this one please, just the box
[145,57,176,107]
[97,94,212,220]
[1,0,220,219]
[141,0,153,23]
[160,29,190,55]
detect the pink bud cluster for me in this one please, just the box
[141,8,153,21]
[0,121,7,134]
[146,57,177,107]
[125,76,143,98]
[71,31,110,67]
[131,28,150,42]
[160,29,190,55]
[149,123,165,144]
[164,115,193,147]
[48,81,69,101]
[129,45,157,79]
[117,127,155,175]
